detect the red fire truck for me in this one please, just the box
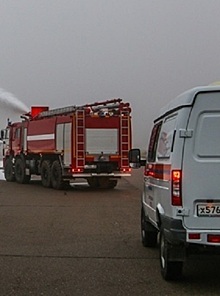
[0,98,132,189]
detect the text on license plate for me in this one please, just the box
[197,204,220,216]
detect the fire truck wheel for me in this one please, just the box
[107,180,118,189]
[51,160,64,190]
[4,158,15,182]
[98,177,118,189]
[87,177,99,188]
[41,160,52,188]
[14,158,31,184]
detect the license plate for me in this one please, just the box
[197,204,220,216]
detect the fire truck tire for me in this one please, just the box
[4,158,15,182]
[107,180,118,189]
[98,177,118,189]
[87,177,99,188]
[14,158,31,184]
[51,160,64,190]
[41,160,52,188]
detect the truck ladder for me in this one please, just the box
[76,109,85,169]
[120,113,130,168]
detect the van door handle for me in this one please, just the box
[147,185,152,190]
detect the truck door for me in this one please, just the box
[12,126,22,154]
[0,128,10,157]
[182,91,220,230]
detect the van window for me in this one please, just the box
[156,115,177,160]
[195,112,220,158]
[147,122,162,162]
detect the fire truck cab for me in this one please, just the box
[1,99,132,190]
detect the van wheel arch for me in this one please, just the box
[156,210,161,229]
[156,205,164,229]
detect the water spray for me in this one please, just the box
[0,88,29,113]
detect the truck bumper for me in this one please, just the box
[71,173,131,177]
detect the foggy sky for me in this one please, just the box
[1,0,220,150]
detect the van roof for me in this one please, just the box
[155,85,220,122]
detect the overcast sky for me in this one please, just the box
[1,0,220,150]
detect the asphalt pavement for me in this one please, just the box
[0,170,220,295]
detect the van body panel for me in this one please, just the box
[142,87,220,239]
[157,86,220,121]
[137,86,220,280]
[182,92,220,230]
[144,108,191,224]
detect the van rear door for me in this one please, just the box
[182,91,220,230]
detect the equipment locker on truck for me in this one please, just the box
[1,98,132,190]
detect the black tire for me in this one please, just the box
[4,158,15,182]
[159,231,183,281]
[14,158,30,184]
[107,179,118,189]
[141,208,158,247]
[87,177,99,188]
[98,177,118,189]
[51,160,64,190]
[41,160,52,188]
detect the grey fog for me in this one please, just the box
[1,0,220,151]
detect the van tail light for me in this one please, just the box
[171,170,182,206]
[207,234,220,243]
[188,233,201,240]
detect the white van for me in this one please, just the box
[130,86,220,280]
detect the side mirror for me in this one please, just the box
[0,130,4,140]
[129,148,141,168]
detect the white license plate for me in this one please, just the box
[197,204,220,216]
